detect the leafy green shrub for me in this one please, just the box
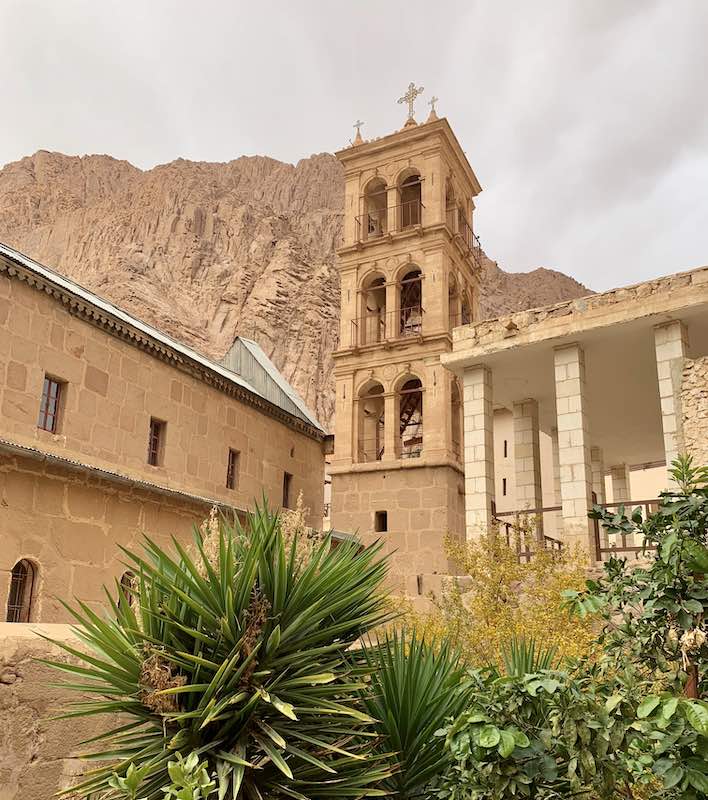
[564,455,708,697]
[436,662,645,800]
[46,504,393,799]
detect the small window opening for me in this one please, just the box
[6,559,36,623]
[374,510,388,532]
[503,439,508,458]
[147,418,165,466]
[283,472,293,509]
[502,478,507,496]
[226,449,240,490]
[37,375,64,433]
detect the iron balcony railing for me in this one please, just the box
[350,305,424,347]
[445,205,483,263]
[355,200,424,241]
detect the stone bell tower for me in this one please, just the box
[330,90,483,591]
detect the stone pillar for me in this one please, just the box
[385,280,398,340]
[610,464,631,503]
[383,392,397,461]
[512,399,544,534]
[591,447,608,553]
[554,344,594,554]
[549,426,563,541]
[463,365,495,538]
[590,447,607,505]
[654,320,689,474]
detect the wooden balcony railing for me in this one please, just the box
[593,499,660,560]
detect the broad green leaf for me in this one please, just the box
[637,696,661,719]
[498,730,516,758]
[478,725,501,748]
[684,701,708,735]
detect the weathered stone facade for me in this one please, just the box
[0,624,108,800]
[682,355,708,465]
[0,252,326,623]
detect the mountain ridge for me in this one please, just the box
[0,149,591,427]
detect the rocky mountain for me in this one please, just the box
[0,150,590,427]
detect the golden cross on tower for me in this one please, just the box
[398,82,424,122]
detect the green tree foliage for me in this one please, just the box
[564,455,707,696]
[45,504,394,799]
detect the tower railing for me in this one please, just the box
[350,306,425,347]
[355,200,425,242]
[445,205,483,264]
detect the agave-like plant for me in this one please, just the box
[360,631,469,798]
[44,504,394,799]
[500,635,558,678]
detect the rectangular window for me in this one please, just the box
[226,449,240,490]
[374,510,388,532]
[282,471,292,509]
[503,439,508,458]
[147,418,165,466]
[502,477,507,496]
[37,376,63,433]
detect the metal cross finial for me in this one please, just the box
[428,96,439,114]
[353,119,364,135]
[398,82,424,120]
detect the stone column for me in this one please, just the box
[591,447,608,553]
[610,464,631,503]
[549,426,563,541]
[385,281,398,341]
[554,344,594,555]
[463,365,495,538]
[654,320,689,474]
[383,392,397,461]
[512,399,544,535]
[590,447,607,505]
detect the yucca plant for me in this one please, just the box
[500,635,558,678]
[44,503,394,799]
[359,631,469,798]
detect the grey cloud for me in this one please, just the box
[0,0,706,290]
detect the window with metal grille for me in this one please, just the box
[226,449,240,490]
[6,559,36,623]
[37,376,63,433]
[282,472,293,509]
[147,418,165,466]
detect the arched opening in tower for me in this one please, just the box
[399,377,423,459]
[358,381,385,462]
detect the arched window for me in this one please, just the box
[451,379,463,461]
[357,381,385,462]
[399,171,422,229]
[461,290,472,326]
[119,570,136,611]
[399,268,423,336]
[449,273,461,329]
[362,178,388,240]
[6,559,36,623]
[360,273,387,345]
[399,377,423,459]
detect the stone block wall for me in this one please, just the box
[331,464,465,591]
[682,355,708,465]
[0,453,216,622]
[0,273,324,529]
[0,623,110,800]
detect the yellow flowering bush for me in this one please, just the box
[406,530,598,668]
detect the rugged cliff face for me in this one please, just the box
[0,150,590,427]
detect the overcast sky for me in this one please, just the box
[2,1,707,290]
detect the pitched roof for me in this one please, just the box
[0,241,326,437]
